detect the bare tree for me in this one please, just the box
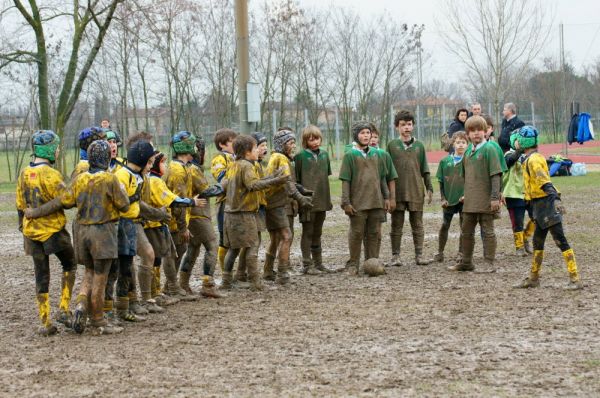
[438,0,552,115]
[0,0,123,171]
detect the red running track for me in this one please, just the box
[427,140,600,164]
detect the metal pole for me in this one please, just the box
[531,102,536,127]
[304,108,309,127]
[235,0,251,134]
[442,103,446,132]
[335,107,340,159]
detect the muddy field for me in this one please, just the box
[1,173,600,397]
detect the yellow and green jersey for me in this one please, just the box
[61,171,129,225]
[16,163,67,242]
[164,160,192,232]
[265,152,292,209]
[211,151,234,204]
[115,167,143,220]
[523,152,557,201]
[144,175,178,229]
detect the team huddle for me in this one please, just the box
[16,109,582,336]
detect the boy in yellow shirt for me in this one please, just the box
[114,140,157,321]
[512,126,582,290]
[211,128,238,272]
[222,135,288,291]
[263,129,313,284]
[163,131,200,301]
[26,140,131,335]
[179,138,223,298]
[17,131,76,335]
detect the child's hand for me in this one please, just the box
[384,199,391,212]
[388,200,396,213]
[490,200,501,212]
[193,195,207,208]
[555,200,566,214]
[441,200,449,208]
[459,196,464,203]
[343,204,357,216]
[181,228,191,243]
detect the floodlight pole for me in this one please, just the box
[235,0,252,133]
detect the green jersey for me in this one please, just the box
[294,148,333,212]
[339,146,386,211]
[387,138,429,204]
[436,155,464,206]
[463,141,503,213]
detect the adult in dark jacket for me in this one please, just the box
[499,102,525,153]
[447,108,468,137]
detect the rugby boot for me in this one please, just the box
[178,271,197,296]
[433,253,444,263]
[217,246,228,273]
[513,232,527,257]
[221,272,234,290]
[56,271,75,326]
[276,260,291,285]
[143,299,165,313]
[72,295,88,334]
[200,276,225,298]
[390,254,404,267]
[36,293,58,336]
[514,250,543,288]
[563,248,583,290]
[312,249,332,273]
[263,253,276,281]
[235,253,248,282]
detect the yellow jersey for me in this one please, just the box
[164,160,192,232]
[144,175,178,229]
[16,163,67,242]
[265,152,292,209]
[61,171,129,225]
[115,167,143,219]
[211,151,234,204]
[523,152,558,201]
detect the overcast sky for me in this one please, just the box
[296,0,600,82]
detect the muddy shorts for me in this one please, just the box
[24,228,73,256]
[77,223,119,266]
[224,212,259,249]
[144,225,175,258]
[257,206,266,232]
[189,217,217,247]
[118,218,137,256]
[531,196,562,229]
[396,201,424,212]
[266,206,289,231]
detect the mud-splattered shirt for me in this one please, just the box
[115,167,143,220]
[265,152,292,209]
[339,147,385,211]
[109,157,125,174]
[225,159,264,213]
[189,163,211,220]
[16,163,67,242]
[436,155,465,206]
[294,148,333,212]
[144,175,178,229]
[211,151,234,204]
[255,161,267,207]
[463,141,503,213]
[61,171,130,225]
[165,160,192,232]
[522,151,557,201]
[387,138,429,204]
[71,160,89,181]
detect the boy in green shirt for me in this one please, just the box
[339,121,388,275]
[449,116,503,272]
[434,131,467,263]
[387,110,433,266]
[294,125,333,274]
